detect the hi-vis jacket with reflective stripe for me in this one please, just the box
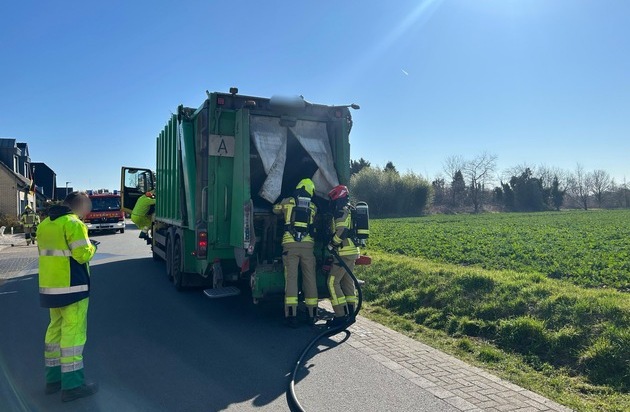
[273,197,317,244]
[331,206,360,257]
[37,206,96,308]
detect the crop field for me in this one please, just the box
[356,209,630,410]
[368,210,630,291]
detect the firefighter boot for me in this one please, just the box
[347,304,356,318]
[285,307,299,329]
[61,383,99,402]
[307,307,317,326]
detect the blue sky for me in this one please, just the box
[1,0,628,190]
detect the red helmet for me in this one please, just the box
[328,185,349,200]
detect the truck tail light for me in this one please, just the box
[197,230,208,258]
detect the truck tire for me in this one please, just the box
[172,238,185,291]
[120,229,125,234]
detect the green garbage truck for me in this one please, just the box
[121,89,362,301]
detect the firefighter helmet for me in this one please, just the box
[295,179,315,197]
[328,185,349,201]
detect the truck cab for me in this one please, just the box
[121,90,364,300]
[84,191,126,234]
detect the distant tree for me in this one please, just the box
[590,169,612,208]
[550,176,565,211]
[501,181,514,210]
[462,152,497,213]
[432,177,446,206]
[443,155,465,182]
[350,158,371,176]
[451,170,466,207]
[567,164,593,210]
[384,161,398,174]
[508,168,546,212]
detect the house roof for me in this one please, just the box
[0,160,30,188]
[0,138,17,148]
[31,162,56,175]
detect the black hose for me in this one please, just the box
[287,249,363,412]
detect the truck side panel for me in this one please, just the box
[156,115,182,224]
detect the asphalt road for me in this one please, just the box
[0,225,457,412]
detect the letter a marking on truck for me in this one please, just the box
[209,135,235,157]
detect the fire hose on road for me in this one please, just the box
[286,248,364,412]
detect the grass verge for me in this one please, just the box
[355,251,630,412]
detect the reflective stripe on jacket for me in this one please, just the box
[37,212,96,308]
[331,206,360,257]
[273,197,317,244]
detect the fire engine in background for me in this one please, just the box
[83,190,126,234]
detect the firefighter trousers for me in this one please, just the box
[44,298,88,390]
[283,242,317,318]
[328,255,358,318]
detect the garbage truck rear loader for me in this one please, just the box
[121,90,357,299]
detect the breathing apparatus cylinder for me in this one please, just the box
[289,196,312,242]
[352,201,370,247]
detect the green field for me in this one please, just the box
[369,210,630,291]
[356,210,630,411]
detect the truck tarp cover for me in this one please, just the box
[250,116,339,203]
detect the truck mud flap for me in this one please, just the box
[202,286,241,299]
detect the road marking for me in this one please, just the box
[0,291,18,295]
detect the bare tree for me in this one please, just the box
[462,152,497,213]
[590,169,612,208]
[567,164,593,210]
[442,155,465,180]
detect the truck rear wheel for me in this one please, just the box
[172,238,185,291]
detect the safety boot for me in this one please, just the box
[347,304,356,318]
[61,382,99,402]
[45,382,61,395]
[307,307,318,326]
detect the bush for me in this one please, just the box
[350,167,432,217]
[0,213,22,233]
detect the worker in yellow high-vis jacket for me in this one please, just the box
[37,191,98,402]
[326,185,360,327]
[131,191,156,241]
[273,179,318,327]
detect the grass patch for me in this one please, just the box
[369,210,630,291]
[356,251,630,411]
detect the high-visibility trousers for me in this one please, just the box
[283,242,317,318]
[44,298,88,390]
[328,255,358,318]
[130,214,151,232]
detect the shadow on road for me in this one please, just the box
[0,257,340,411]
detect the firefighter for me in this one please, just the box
[20,205,40,245]
[273,179,318,327]
[326,185,360,327]
[37,192,98,402]
[130,191,156,241]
